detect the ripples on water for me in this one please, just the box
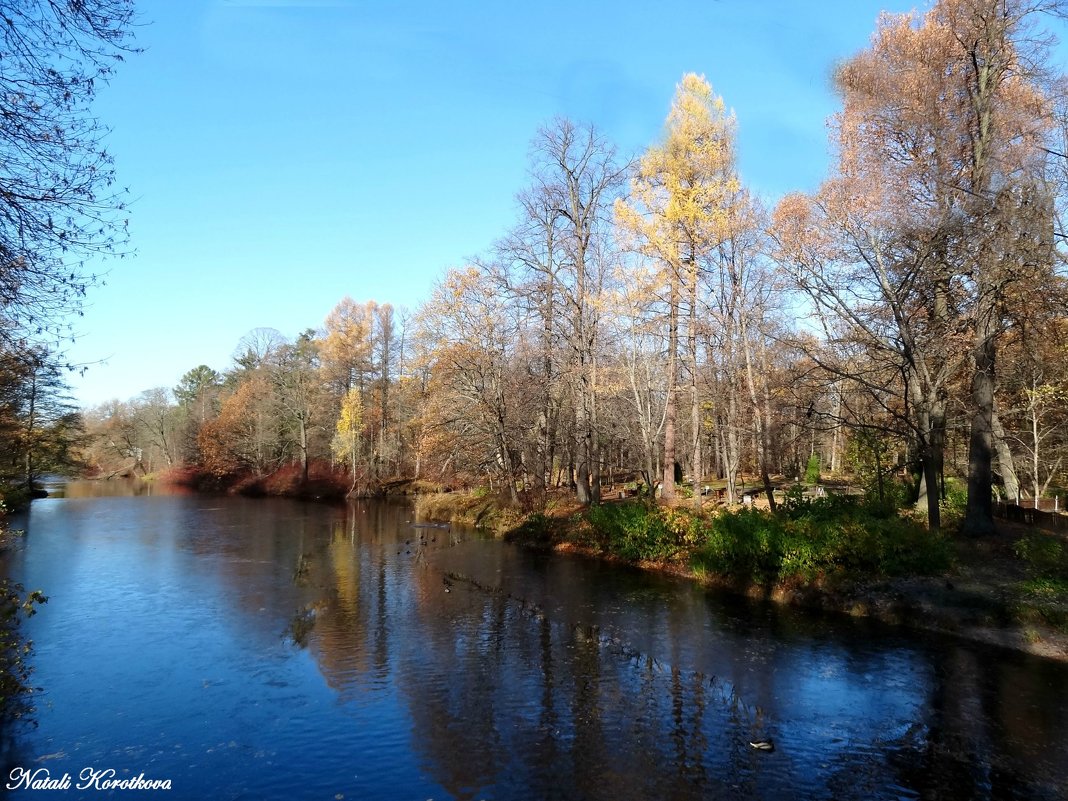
[1,484,1066,800]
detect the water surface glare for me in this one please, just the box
[2,483,1067,800]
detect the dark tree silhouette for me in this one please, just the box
[0,0,137,347]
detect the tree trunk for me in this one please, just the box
[913,404,943,533]
[589,359,601,503]
[741,310,775,511]
[964,323,996,536]
[662,274,679,500]
[299,416,309,484]
[991,405,1019,502]
[575,379,593,505]
[830,384,842,475]
[689,260,702,511]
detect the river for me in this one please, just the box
[1,481,1066,800]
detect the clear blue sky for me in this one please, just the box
[67,0,924,407]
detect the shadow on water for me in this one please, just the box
[1,484,1067,800]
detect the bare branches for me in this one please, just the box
[0,0,137,347]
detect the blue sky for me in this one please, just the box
[67,0,922,407]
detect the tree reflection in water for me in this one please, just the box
[297,502,1068,801]
[4,490,1066,801]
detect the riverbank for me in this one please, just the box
[416,490,1068,662]
[64,474,1068,661]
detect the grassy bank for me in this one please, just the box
[413,489,528,532]
[411,488,954,585]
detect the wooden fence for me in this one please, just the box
[994,500,1068,531]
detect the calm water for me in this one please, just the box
[1,481,1067,800]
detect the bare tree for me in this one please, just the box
[0,1,137,347]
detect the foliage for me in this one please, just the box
[0,346,83,487]
[331,386,363,490]
[197,375,279,478]
[504,512,558,546]
[863,478,914,518]
[847,429,899,495]
[0,513,47,722]
[1014,532,1068,581]
[579,496,950,583]
[691,497,951,584]
[1011,545,1068,632]
[585,502,695,562]
[939,477,969,525]
[0,579,45,722]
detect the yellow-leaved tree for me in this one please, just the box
[332,386,363,494]
[615,72,740,504]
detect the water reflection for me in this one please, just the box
[47,476,190,499]
[2,486,1067,800]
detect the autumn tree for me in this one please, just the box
[80,399,144,476]
[197,374,279,478]
[0,346,81,487]
[417,266,525,501]
[497,118,625,504]
[997,306,1068,501]
[271,330,325,484]
[320,298,373,397]
[132,388,178,470]
[773,171,957,531]
[332,386,363,494]
[930,0,1059,534]
[318,299,399,479]
[774,1,1059,531]
[719,194,780,508]
[604,256,667,494]
[494,164,566,498]
[616,73,740,505]
[371,302,397,477]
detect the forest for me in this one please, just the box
[4,0,1068,542]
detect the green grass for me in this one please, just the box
[1013,531,1068,578]
[580,496,953,585]
[1010,533,1068,633]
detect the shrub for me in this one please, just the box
[505,512,556,546]
[693,507,784,582]
[690,501,951,584]
[939,477,968,524]
[861,477,913,517]
[1014,532,1068,579]
[0,511,46,723]
[585,502,688,562]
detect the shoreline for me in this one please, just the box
[72,476,1068,662]
[509,532,1068,663]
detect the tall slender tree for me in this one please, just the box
[616,73,740,502]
